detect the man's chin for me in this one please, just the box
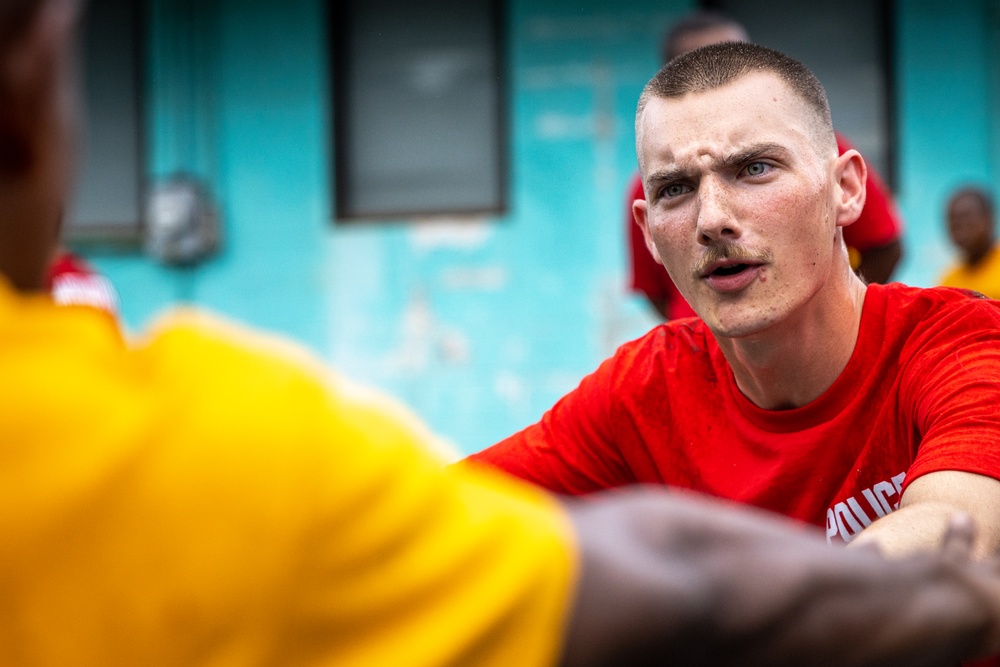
[700,307,778,340]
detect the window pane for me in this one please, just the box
[66,0,144,241]
[333,0,506,220]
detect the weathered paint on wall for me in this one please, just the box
[91,0,1000,456]
[100,0,332,355]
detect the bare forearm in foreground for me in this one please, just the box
[561,487,1000,667]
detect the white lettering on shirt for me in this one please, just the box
[825,471,906,544]
[52,274,118,314]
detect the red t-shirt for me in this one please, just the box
[627,133,904,319]
[469,283,1000,546]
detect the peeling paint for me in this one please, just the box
[383,290,473,374]
[440,266,508,291]
[409,219,495,252]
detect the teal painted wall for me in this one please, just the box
[90,0,1000,456]
[98,0,331,354]
[894,0,1000,286]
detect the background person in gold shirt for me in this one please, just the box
[940,186,1000,299]
[8,2,1000,666]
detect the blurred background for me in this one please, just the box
[68,0,1000,455]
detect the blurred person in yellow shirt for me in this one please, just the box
[940,186,1000,299]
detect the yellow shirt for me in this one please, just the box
[0,283,576,666]
[939,244,1000,300]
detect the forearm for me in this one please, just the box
[561,488,1000,667]
[851,471,1000,560]
[850,501,978,559]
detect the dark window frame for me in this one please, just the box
[330,0,509,222]
[65,0,147,246]
[699,0,898,191]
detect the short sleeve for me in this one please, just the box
[902,299,1000,490]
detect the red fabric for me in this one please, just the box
[626,132,904,319]
[469,284,1000,546]
[45,251,95,287]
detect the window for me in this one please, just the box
[65,0,145,243]
[332,0,507,220]
[704,0,896,188]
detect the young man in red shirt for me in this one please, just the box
[469,43,1000,574]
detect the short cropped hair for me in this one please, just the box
[637,42,836,157]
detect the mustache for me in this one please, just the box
[693,244,772,276]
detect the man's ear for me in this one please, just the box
[834,149,867,229]
[633,197,665,266]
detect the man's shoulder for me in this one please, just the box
[878,282,1000,329]
[881,281,998,306]
[136,309,464,466]
[135,308,337,413]
[142,308,315,364]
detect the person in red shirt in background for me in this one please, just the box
[46,246,119,316]
[627,11,904,320]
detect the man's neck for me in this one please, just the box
[965,242,996,269]
[714,276,868,410]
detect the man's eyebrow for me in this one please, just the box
[645,167,692,189]
[721,143,787,169]
[645,143,790,189]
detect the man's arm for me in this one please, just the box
[563,487,1000,667]
[851,470,1000,559]
[847,293,1000,562]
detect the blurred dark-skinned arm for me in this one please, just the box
[562,487,1000,667]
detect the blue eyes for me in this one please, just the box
[658,162,771,200]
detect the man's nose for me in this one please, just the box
[696,179,742,245]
